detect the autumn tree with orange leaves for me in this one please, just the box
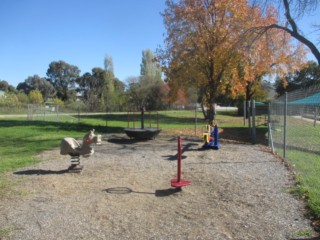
[157,0,307,122]
[223,6,307,101]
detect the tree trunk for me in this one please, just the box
[201,103,207,119]
[200,103,216,124]
[207,103,216,124]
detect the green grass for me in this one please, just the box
[287,150,320,216]
[0,120,85,173]
[291,228,314,238]
[0,110,261,175]
[272,116,320,217]
[0,227,16,239]
[0,110,242,173]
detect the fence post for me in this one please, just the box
[43,105,46,121]
[78,106,80,123]
[57,105,60,121]
[243,100,246,126]
[195,103,198,136]
[268,102,271,146]
[247,101,251,131]
[268,122,275,154]
[283,92,287,158]
[314,106,318,127]
[27,104,30,120]
[251,99,256,144]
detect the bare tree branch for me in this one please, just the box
[259,23,320,64]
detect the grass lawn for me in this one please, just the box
[0,119,102,173]
[287,150,320,216]
[0,109,247,177]
[272,116,320,217]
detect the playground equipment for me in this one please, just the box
[202,124,220,149]
[124,107,161,140]
[60,129,101,173]
[171,136,192,190]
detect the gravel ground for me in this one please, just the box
[0,134,316,240]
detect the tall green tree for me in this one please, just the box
[275,61,320,95]
[76,72,100,111]
[127,49,164,110]
[91,68,108,111]
[113,77,127,111]
[76,57,126,112]
[46,60,80,101]
[0,80,17,93]
[140,49,164,110]
[126,76,146,110]
[141,49,162,81]
[17,75,55,100]
[104,54,114,74]
[104,55,117,111]
[126,76,164,110]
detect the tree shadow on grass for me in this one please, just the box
[14,169,68,175]
[219,127,268,145]
[0,119,123,134]
[107,137,148,145]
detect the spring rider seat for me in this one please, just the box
[202,124,220,150]
[60,129,101,173]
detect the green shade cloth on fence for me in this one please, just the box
[255,101,267,105]
[289,92,320,105]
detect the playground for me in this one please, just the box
[0,133,314,239]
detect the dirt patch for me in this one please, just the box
[0,134,316,239]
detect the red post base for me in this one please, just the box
[171,179,192,188]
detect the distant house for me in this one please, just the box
[0,90,5,97]
[76,92,84,102]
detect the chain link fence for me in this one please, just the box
[242,100,269,144]
[269,84,320,159]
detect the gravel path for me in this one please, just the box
[0,134,315,240]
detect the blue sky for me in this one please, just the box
[0,1,319,88]
[0,0,166,87]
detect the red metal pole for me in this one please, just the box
[170,135,191,189]
[177,136,182,182]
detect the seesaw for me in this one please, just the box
[202,124,220,149]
